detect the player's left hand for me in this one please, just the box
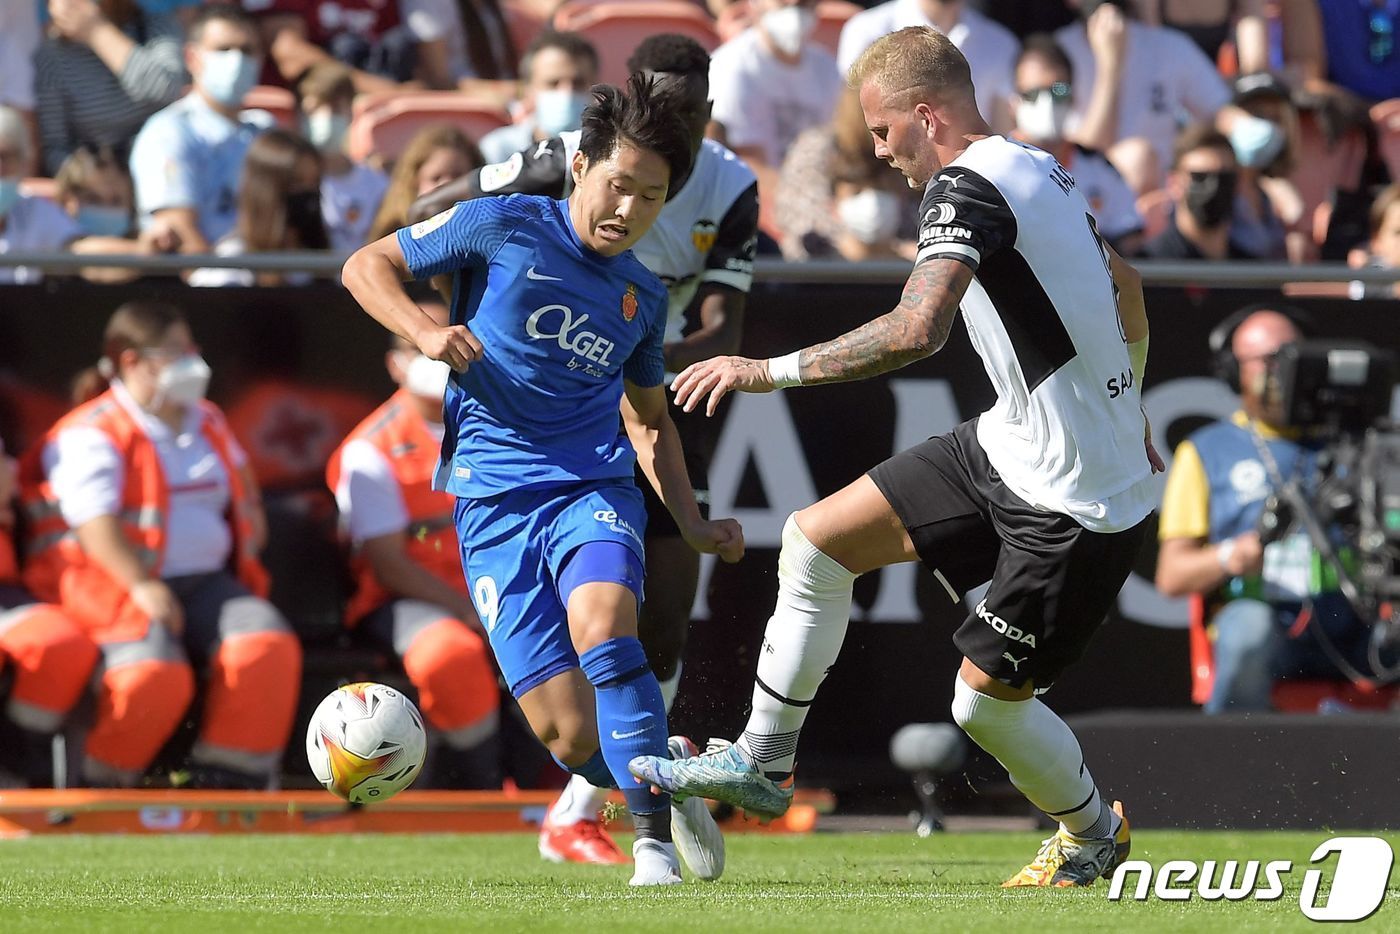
[672,356,774,417]
[684,517,745,564]
[1143,406,1165,473]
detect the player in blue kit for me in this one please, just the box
[342,75,744,886]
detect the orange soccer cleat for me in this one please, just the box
[538,800,630,865]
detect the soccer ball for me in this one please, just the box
[306,682,426,803]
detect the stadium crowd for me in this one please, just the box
[1,0,1398,806]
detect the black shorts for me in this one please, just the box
[638,401,714,537]
[868,418,1150,690]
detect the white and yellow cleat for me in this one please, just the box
[1002,801,1131,888]
[629,838,682,886]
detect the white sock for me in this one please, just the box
[951,675,1119,839]
[550,773,613,826]
[736,514,856,777]
[659,662,682,712]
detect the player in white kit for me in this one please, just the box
[630,26,1165,888]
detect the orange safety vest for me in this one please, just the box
[18,389,269,641]
[326,391,464,627]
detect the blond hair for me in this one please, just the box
[847,26,975,105]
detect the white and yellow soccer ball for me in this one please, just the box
[306,682,427,803]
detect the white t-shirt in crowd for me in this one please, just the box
[44,379,248,578]
[709,29,842,168]
[0,194,82,285]
[837,0,1019,132]
[478,121,537,167]
[322,161,388,253]
[1054,19,1230,172]
[333,419,446,544]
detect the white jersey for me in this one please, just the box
[552,133,759,346]
[914,135,1159,532]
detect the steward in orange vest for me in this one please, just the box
[326,315,500,789]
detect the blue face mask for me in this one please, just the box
[199,48,260,108]
[76,204,132,237]
[534,89,590,137]
[0,177,19,219]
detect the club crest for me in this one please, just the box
[691,220,718,253]
[622,283,639,322]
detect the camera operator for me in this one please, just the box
[1155,305,1377,713]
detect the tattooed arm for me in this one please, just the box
[671,258,973,416]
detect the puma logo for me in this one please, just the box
[1002,652,1027,672]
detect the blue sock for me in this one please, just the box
[553,750,614,789]
[579,637,671,825]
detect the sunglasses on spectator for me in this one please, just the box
[1019,82,1072,104]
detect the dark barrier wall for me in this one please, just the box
[2,279,1395,787]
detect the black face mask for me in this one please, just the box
[285,190,328,249]
[1184,171,1236,229]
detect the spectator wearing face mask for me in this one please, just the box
[776,86,918,261]
[34,0,186,176]
[20,301,301,788]
[128,3,272,255]
[709,0,843,221]
[838,0,1020,134]
[295,61,387,253]
[477,32,599,166]
[0,107,157,284]
[1141,123,1256,260]
[367,125,482,243]
[1012,34,1141,255]
[53,145,174,283]
[189,129,330,287]
[1227,72,1301,262]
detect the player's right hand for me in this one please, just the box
[672,355,774,417]
[684,517,745,564]
[417,324,484,372]
[130,580,185,636]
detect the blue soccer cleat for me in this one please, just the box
[629,739,794,820]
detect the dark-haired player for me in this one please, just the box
[343,75,744,886]
[409,34,759,868]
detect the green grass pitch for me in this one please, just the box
[3,830,1397,932]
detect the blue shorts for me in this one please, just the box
[454,480,647,697]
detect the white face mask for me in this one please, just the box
[1015,89,1071,145]
[837,188,901,245]
[405,353,451,400]
[761,5,817,57]
[199,48,260,108]
[304,110,351,152]
[155,354,212,409]
[533,89,590,137]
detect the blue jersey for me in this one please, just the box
[397,194,669,499]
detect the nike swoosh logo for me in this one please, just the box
[611,727,650,740]
[526,265,562,281]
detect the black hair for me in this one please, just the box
[521,30,600,82]
[1016,34,1073,82]
[579,73,694,192]
[626,34,711,78]
[189,2,258,44]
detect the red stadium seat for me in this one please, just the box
[503,2,548,54]
[812,0,861,56]
[552,1,720,87]
[243,85,299,129]
[347,92,512,164]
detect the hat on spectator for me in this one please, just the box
[1233,72,1291,106]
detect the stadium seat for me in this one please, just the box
[503,2,548,55]
[1187,592,1399,712]
[813,0,861,55]
[552,1,720,87]
[347,92,512,164]
[243,85,299,130]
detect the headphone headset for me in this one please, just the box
[1207,302,1314,392]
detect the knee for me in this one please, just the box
[102,658,196,722]
[1212,601,1278,657]
[218,628,303,681]
[403,618,499,728]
